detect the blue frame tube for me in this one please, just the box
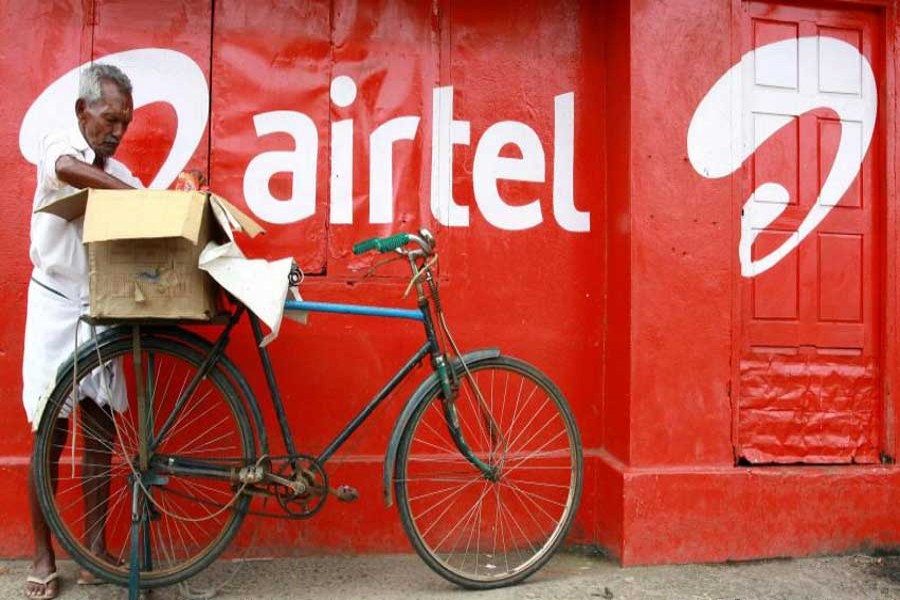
[285,300,424,322]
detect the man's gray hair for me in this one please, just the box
[78,63,132,104]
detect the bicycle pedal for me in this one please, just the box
[331,484,359,502]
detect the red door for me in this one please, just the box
[736,2,882,464]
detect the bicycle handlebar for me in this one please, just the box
[352,229,436,256]
[352,233,411,255]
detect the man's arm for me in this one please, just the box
[55,155,135,190]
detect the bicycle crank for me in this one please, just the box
[268,455,329,518]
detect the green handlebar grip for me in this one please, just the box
[352,237,380,254]
[376,232,411,252]
[352,233,410,254]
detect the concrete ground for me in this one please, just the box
[3,551,899,600]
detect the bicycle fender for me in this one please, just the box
[382,348,501,507]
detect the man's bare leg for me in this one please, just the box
[26,420,67,598]
[79,399,117,584]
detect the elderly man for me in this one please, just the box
[23,63,141,599]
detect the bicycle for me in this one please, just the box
[31,228,583,592]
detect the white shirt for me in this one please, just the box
[30,124,143,301]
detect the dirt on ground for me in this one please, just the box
[3,551,898,600]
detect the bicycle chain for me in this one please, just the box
[155,454,331,520]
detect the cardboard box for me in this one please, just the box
[36,189,263,321]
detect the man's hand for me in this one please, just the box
[175,169,209,191]
[55,155,135,190]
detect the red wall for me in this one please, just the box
[1,0,899,565]
[0,0,606,557]
[606,0,900,564]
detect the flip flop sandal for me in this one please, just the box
[24,571,59,600]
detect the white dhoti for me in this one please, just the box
[22,276,127,428]
[24,128,143,429]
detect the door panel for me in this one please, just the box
[737,2,882,464]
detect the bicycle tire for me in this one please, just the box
[32,330,256,588]
[394,355,582,589]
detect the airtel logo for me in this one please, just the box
[688,36,877,278]
[19,49,208,190]
[20,48,590,233]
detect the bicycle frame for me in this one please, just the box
[150,285,497,493]
[254,300,431,465]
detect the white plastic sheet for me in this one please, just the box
[199,196,307,346]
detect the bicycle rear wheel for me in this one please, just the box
[394,356,582,589]
[32,330,255,588]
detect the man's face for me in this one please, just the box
[76,79,133,160]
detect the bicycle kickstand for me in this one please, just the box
[129,478,141,600]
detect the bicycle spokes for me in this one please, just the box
[396,357,582,588]
[33,334,255,588]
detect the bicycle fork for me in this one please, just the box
[421,299,501,482]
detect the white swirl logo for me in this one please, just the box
[687,36,877,277]
[19,48,208,189]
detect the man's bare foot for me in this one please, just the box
[76,569,105,586]
[77,550,121,585]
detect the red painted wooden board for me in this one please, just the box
[0,0,603,559]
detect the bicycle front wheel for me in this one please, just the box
[32,330,255,588]
[394,356,582,589]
